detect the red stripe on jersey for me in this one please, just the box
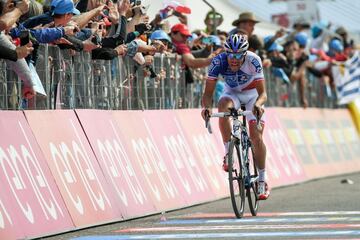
[242,78,264,90]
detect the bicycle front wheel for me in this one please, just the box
[228,138,245,218]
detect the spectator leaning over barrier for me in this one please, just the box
[0,0,33,61]
[150,29,172,54]
[170,23,216,69]
[335,26,354,57]
[0,0,36,99]
[201,34,270,200]
[282,32,319,108]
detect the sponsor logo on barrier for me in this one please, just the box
[193,134,223,190]
[0,122,64,224]
[171,119,211,192]
[163,135,192,194]
[300,121,330,163]
[131,121,178,202]
[268,129,303,176]
[49,120,111,214]
[95,121,147,206]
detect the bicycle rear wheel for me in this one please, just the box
[228,138,245,218]
[247,147,259,216]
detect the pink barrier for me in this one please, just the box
[263,109,307,187]
[174,110,229,198]
[0,111,73,240]
[74,110,157,218]
[0,108,359,239]
[111,110,187,211]
[24,110,123,227]
[275,108,360,179]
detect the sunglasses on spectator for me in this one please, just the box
[227,52,246,60]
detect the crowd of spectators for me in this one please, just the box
[0,0,357,108]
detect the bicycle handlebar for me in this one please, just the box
[206,109,263,132]
[210,110,253,118]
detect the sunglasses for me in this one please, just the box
[227,52,246,60]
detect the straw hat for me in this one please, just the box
[232,12,259,26]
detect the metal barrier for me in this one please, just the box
[0,44,337,110]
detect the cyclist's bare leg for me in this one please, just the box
[249,121,270,199]
[218,97,235,143]
[249,122,266,170]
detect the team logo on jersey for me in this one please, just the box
[251,58,262,73]
[225,72,250,88]
[226,75,238,88]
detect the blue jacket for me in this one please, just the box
[23,12,53,29]
[10,24,64,43]
[22,11,93,41]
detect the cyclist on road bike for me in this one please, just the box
[201,34,270,200]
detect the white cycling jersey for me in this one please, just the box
[208,51,265,123]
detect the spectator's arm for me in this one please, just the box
[150,14,162,30]
[10,24,65,44]
[101,15,127,48]
[91,47,118,60]
[126,7,142,33]
[182,53,213,68]
[0,45,18,61]
[191,47,211,58]
[57,35,84,51]
[72,5,105,29]
[174,11,188,25]
[137,44,157,54]
[264,29,285,51]
[75,28,93,41]
[22,13,53,29]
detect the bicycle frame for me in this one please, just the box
[207,107,259,218]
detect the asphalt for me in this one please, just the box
[39,172,360,240]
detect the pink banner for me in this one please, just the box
[111,111,188,211]
[263,109,307,187]
[75,110,157,218]
[142,110,220,203]
[24,110,122,227]
[0,111,73,240]
[276,108,360,178]
[174,110,229,198]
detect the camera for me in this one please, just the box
[145,65,157,78]
[91,34,102,46]
[19,30,30,46]
[201,37,212,45]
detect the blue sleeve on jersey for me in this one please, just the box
[251,58,263,73]
[208,56,221,78]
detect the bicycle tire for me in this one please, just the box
[228,138,245,218]
[247,147,259,216]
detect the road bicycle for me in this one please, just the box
[205,106,259,218]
